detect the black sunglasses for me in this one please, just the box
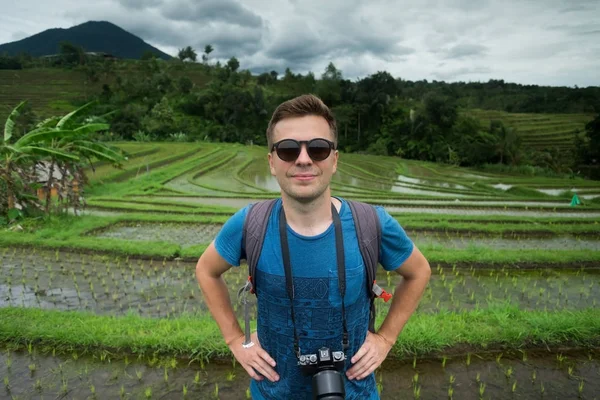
[271,138,336,162]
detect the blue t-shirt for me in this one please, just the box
[214,198,414,400]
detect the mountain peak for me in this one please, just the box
[0,21,172,60]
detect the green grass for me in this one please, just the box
[0,233,182,258]
[2,233,598,263]
[86,199,237,214]
[0,305,598,360]
[418,247,600,264]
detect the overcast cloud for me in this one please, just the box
[0,0,598,86]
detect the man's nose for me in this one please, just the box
[295,144,312,164]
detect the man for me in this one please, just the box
[196,94,431,399]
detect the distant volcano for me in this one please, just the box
[0,20,172,60]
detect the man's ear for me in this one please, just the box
[268,152,276,176]
[332,150,339,174]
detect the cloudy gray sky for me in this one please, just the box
[1,0,599,87]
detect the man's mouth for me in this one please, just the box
[292,174,316,181]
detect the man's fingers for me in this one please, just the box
[243,364,263,381]
[350,343,369,364]
[258,348,276,367]
[348,351,376,379]
[251,358,279,382]
[355,359,378,380]
[357,353,377,376]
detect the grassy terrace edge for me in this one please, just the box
[2,237,600,264]
[0,306,598,361]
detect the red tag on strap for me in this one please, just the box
[380,290,392,302]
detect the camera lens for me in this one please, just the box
[312,370,345,400]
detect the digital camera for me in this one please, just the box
[298,347,346,399]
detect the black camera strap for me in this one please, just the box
[279,203,349,360]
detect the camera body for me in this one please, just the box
[298,347,346,399]
[298,347,346,375]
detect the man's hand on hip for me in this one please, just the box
[229,331,280,383]
[346,331,393,380]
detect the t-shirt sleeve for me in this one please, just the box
[376,206,414,271]
[213,205,250,267]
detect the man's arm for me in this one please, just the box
[195,241,243,345]
[346,245,430,381]
[196,241,279,382]
[376,245,431,344]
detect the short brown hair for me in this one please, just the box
[266,94,337,149]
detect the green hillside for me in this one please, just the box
[467,109,592,151]
[0,68,100,121]
[0,65,211,123]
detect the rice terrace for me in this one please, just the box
[1,25,600,398]
[1,135,600,399]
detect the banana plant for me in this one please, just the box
[1,101,68,217]
[24,101,123,212]
[1,100,126,218]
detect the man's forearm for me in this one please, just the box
[376,274,430,344]
[196,270,244,345]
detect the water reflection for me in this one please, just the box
[253,174,280,192]
[390,185,470,197]
[491,183,513,190]
[338,173,470,197]
[397,175,470,190]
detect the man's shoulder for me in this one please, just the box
[340,198,387,223]
[243,198,281,224]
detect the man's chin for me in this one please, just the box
[284,187,329,204]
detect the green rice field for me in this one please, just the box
[2,141,600,399]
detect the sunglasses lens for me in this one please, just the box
[276,140,301,162]
[308,139,332,161]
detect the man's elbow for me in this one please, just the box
[420,259,432,281]
[412,254,431,282]
[195,258,205,282]
[195,245,228,281]
[195,254,213,282]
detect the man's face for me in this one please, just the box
[268,115,338,203]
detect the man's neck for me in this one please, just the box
[281,191,341,236]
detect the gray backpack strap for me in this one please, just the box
[242,198,277,294]
[347,199,389,333]
[238,199,277,348]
